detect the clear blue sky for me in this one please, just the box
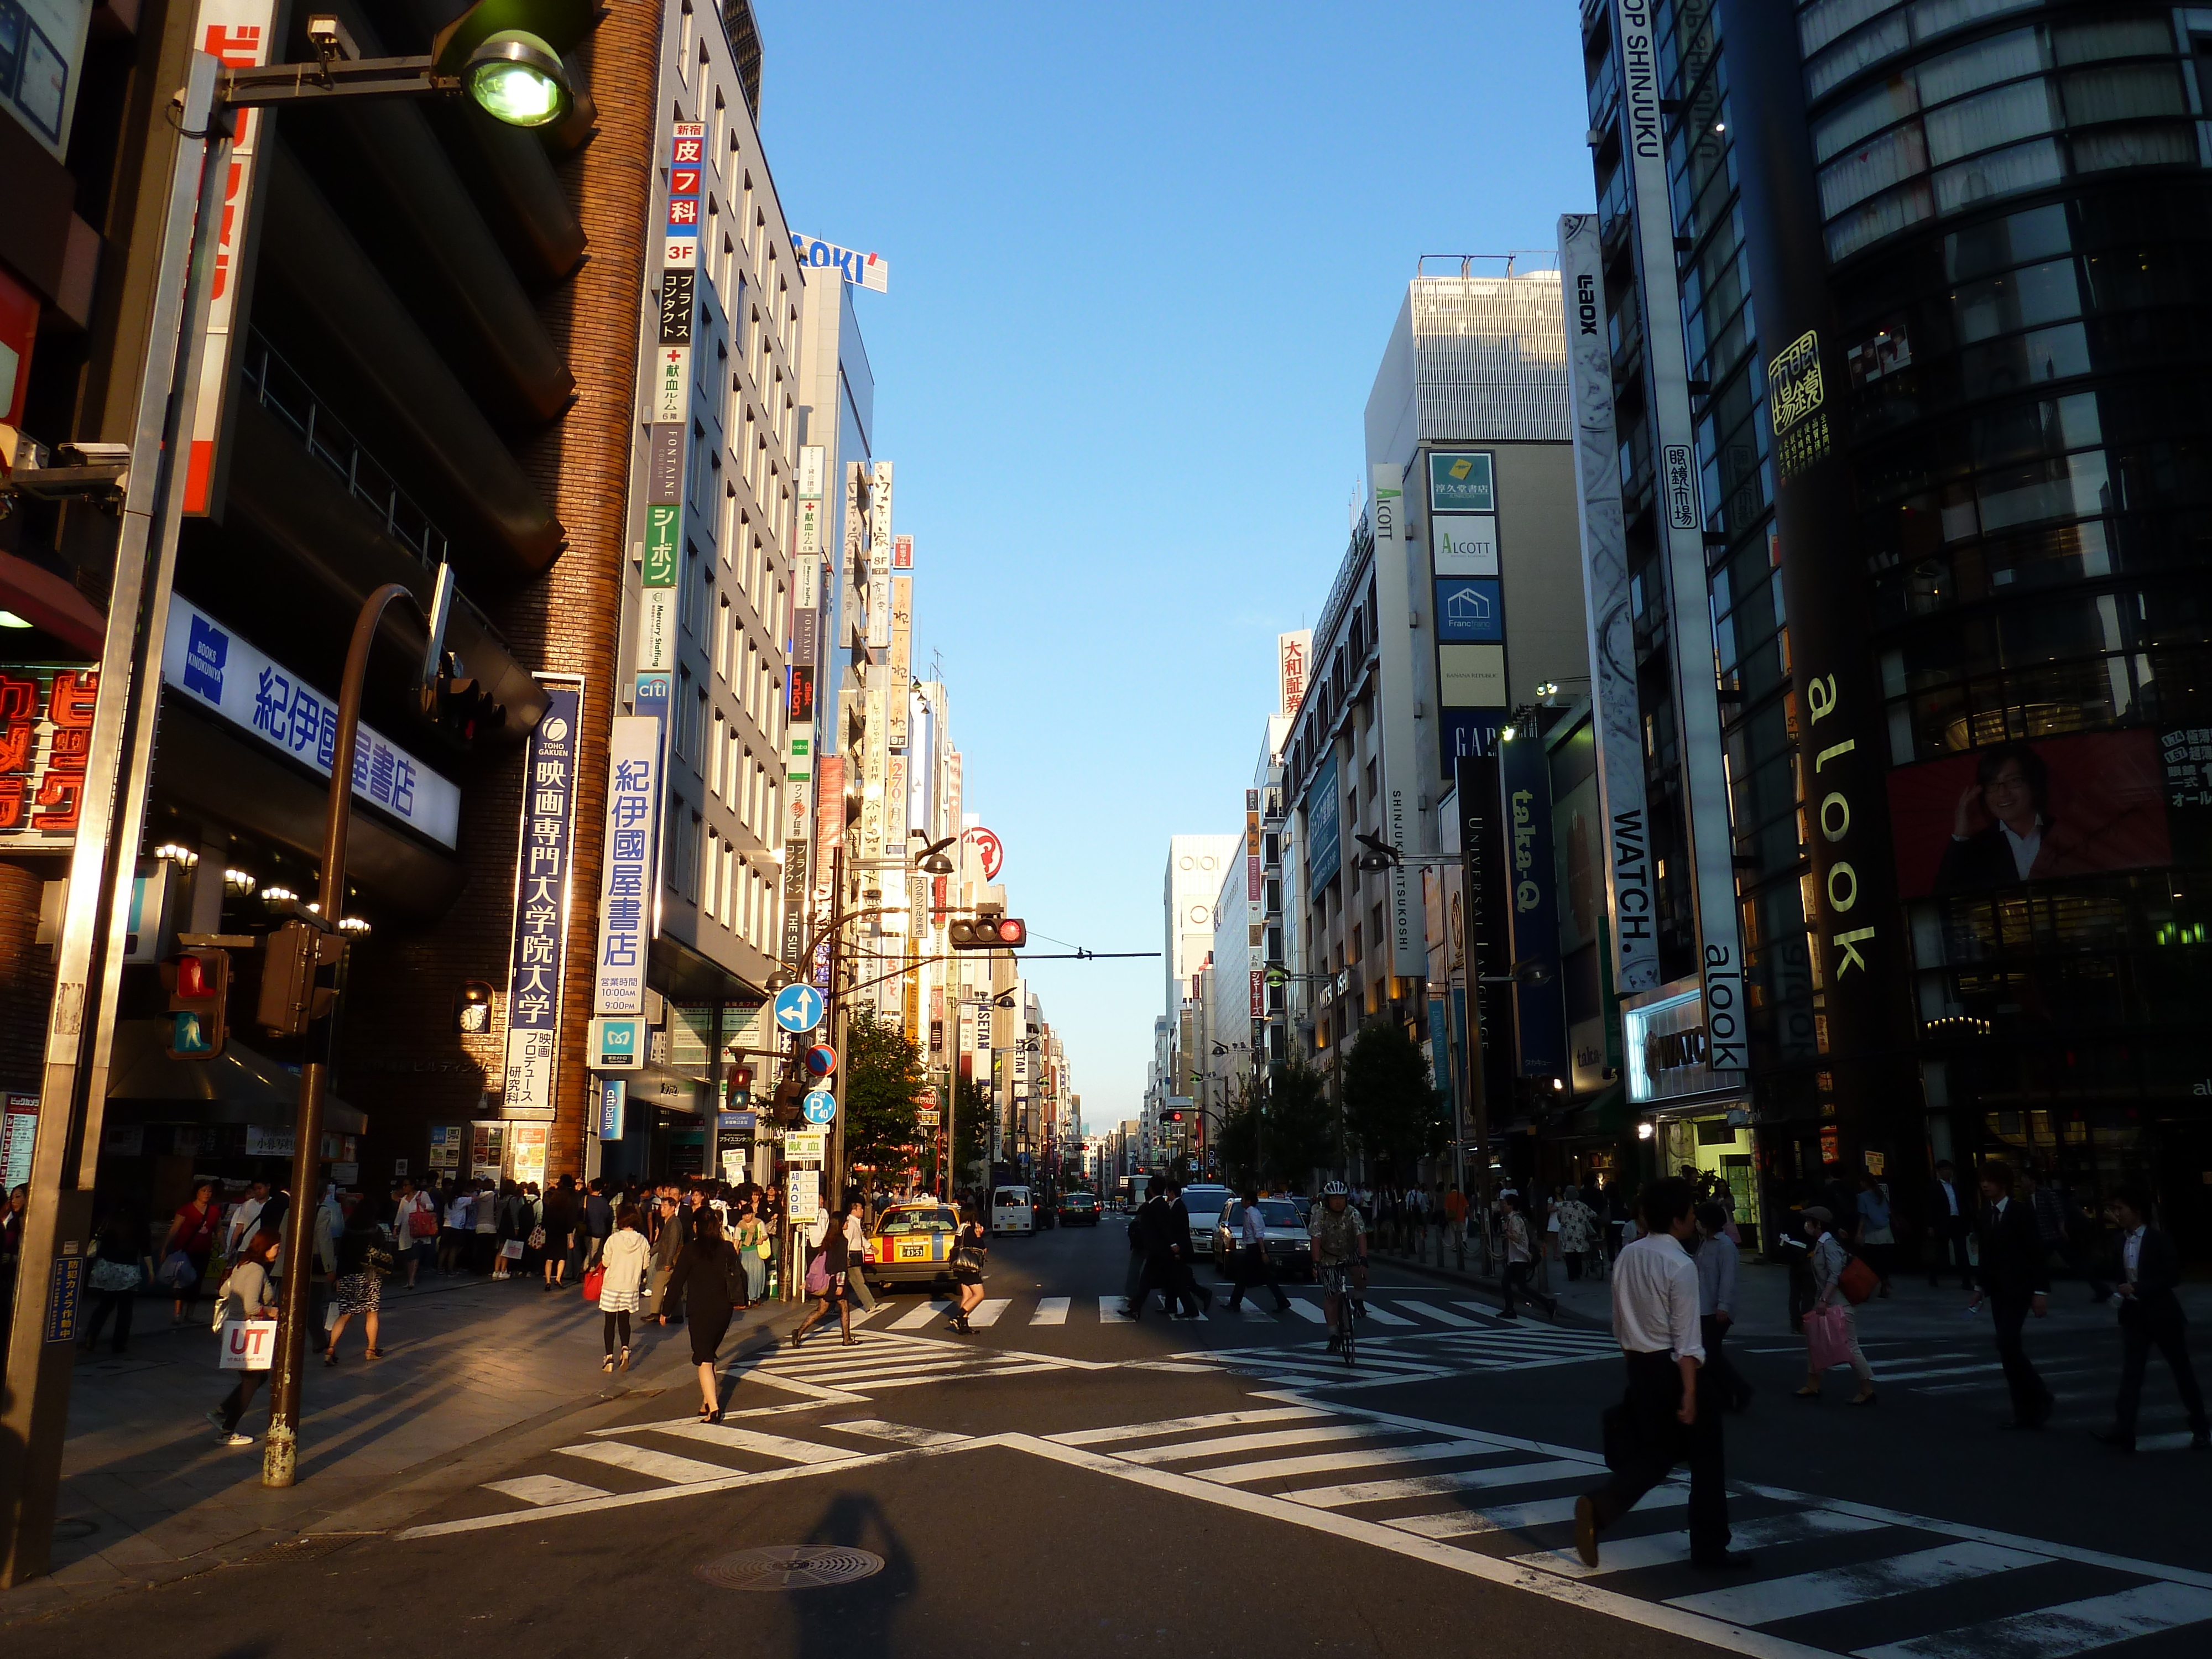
[757,2,1594,1133]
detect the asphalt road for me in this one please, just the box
[12,1217,2210,1658]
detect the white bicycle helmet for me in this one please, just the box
[1322,1180,1348,1196]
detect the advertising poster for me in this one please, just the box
[502,680,583,1118]
[1887,731,2173,898]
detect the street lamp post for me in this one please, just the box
[0,1,596,1572]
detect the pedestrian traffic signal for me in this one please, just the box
[948,914,1026,950]
[160,949,229,1058]
[255,920,342,1036]
[770,1075,808,1125]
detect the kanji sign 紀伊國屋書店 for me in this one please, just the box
[591,716,662,1015]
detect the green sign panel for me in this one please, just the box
[643,504,680,587]
[1428,451,1494,513]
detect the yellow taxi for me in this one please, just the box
[862,1202,961,1288]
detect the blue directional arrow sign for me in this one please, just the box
[771,983,826,1035]
[801,1088,837,1125]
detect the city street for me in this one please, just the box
[10,1222,2209,1657]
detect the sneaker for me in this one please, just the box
[221,1432,254,1448]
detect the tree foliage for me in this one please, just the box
[951,1073,990,1197]
[1264,1060,1339,1192]
[1214,1073,1264,1189]
[842,1008,927,1172]
[1340,1022,1447,1181]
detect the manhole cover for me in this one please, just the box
[695,1545,884,1591]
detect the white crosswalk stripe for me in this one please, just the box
[652,1420,859,1464]
[483,1474,610,1507]
[1853,1582,2212,1659]
[1669,1539,2049,1624]
[1031,1296,1070,1325]
[1515,1507,1886,1580]
[891,1298,950,1329]
[557,1441,736,1485]
[1119,1423,1388,1465]
[966,1298,1011,1328]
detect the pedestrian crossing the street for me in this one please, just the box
[1039,1403,2212,1659]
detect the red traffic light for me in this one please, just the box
[948,914,1026,950]
[993,917,1027,947]
[1168,1111,1182,1123]
[174,954,212,999]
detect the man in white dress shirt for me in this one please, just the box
[1575,1176,1746,1572]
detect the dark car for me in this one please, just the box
[1057,1192,1100,1226]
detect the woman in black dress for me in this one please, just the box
[792,1202,856,1349]
[948,1210,989,1334]
[659,1209,744,1422]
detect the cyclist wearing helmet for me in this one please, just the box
[1310,1181,1368,1352]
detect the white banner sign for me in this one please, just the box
[591,716,662,1015]
[790,234,889,293]
[161,596,461,846]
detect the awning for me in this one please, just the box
[106,1020,368,1134]
[0,550,105,656]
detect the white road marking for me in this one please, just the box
[1882,1363,2005,1382]
[1119,1424,1390,1465]
[891,1298,952,1328]
[1031,1297,1070,1325]
[1290,1458,1594,1509]
[1852,1582,2212,1659]
[1671,1540,2049,1625]
[822,1420,969,1448]
[1049,1406,1326,1447]
[558,1441,743,1486]
[1391,1484,1687,1538]
[1284,1300,1329,1323]
[1387,1301,1482,1327]
[1361,1303,1417,1326]
[966,1298,1011,1328]
[1453,1300,1503,1319]
[1098,1297,1135,1322]
[1518,1509,1888,1580]
[1202,1437,1503,1485]
[483,1474,610,1507]
[652,1420,858,1464]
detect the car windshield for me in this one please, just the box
[1259,1201,1300,1226]
[1066,1194,1094,1207]
[878,1208,956,1234]
[994,1190,1026,1206]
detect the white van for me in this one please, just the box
[990,1185,1034,1236]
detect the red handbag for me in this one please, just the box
[581,1263,606,1300]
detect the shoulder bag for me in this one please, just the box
[804,1251,831,1297]
[407,1198,439,1239]
[1838,1253,1879,1305]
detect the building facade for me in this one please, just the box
[1573,0,2212,1248]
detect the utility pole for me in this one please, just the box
[0,55,230,1585]
[264,582,428,1488]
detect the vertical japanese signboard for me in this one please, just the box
[181,0,277,517]
[502,680,583,1117]
[887,576,912,746]
[592,716,662,1015]
[663,118,702,268]
[866,461,893,649]
[1370,462,1425,975]
[639,127,701,680]
[1277,630,1311,719]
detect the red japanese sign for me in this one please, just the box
[0,666,99,843]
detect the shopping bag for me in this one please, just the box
[500,1239,525,1260]
[156,1249,198,1289]
[581,1264,606,1301]
[408,1207,439,1239]
[1806,1303,1852,1371]
[220,1317,278,1370]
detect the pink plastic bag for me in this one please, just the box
[1805,1303,1851,1371]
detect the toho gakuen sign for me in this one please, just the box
[790,235,889,293]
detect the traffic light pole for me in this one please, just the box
[0,55,231,1587]
[262,582,424,1488]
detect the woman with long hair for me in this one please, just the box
[948,1206,989,1334]
[597,1204,650,1372]
[792,1201,856,1349]
[208,1228,280,1446]
[326,1199,393,1363]
[659,1208,744,1420]
[732,1193,767,1307]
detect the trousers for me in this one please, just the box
[1589,1349,1729,1559]
[2114,1316,2208,1440]
[1225,1243,1290,1311]
[1990,1293,2051,1423]
[1699,1314,1751,1408]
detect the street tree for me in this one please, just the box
[842,1008,928,1176]
[1341,1022,1447,1182]
[1264,1060,1338,1192]
[952,1074,990,1197]
[1214,1072,1264,1188]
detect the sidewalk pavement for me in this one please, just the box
[1376,1234,2212,1342]
[3,1272,805,1625]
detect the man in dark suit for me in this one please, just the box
[1924,1160,1973,1288]
[1968,1160,2052,1429]
[2095,1186,2208,1453]
[1129,1183,1199,1321]
[1164,1181,1213,1317]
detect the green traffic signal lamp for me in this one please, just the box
[466,31,568,126]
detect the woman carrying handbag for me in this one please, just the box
[948,1208,989,1334]
[1796,1207,1878,1406]
[792,1202,855,1348]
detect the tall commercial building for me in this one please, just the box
[1572,0,2212,1246]
[1280,262,1589,1144]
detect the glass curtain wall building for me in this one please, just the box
[1578,0,2212,1249]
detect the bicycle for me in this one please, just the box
[1319,1260,1359,1368]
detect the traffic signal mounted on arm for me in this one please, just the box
[948,912,1026,950]
[256,920,344,1036]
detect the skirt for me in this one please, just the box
[336,1272,381,1315]
[688,1311,733,1365]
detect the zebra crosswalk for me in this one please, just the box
[1039,1404,2212,1659]
[843,1288,1577,1337]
